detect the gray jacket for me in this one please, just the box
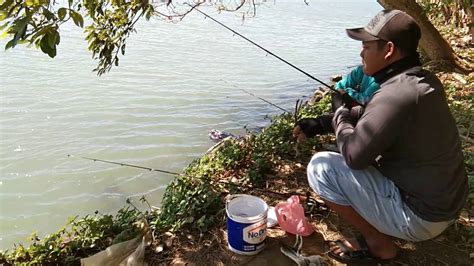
[333,62,468,222]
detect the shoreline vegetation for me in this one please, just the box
[1,10,473,266]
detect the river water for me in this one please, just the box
[0,0,380,249]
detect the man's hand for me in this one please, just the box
[331,92,354,112]
[293,124,308,143]
[293,118,323,142]
[293,116,334,142]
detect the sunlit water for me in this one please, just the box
[0,0,380,249]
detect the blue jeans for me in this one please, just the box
[307,152,452,241]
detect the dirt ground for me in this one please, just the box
[150,162,472,265]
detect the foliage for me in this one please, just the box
[0,0,156,75]
[0,0,266,75]
[153,95,331,232]
[445,83,473,138]
[152,156,225,232]
[0,203,150,265]
[248,96,331,185]
[3,0,470,74]
[417,0,472,28]
[445,78,474,204]
[446,77,474,251]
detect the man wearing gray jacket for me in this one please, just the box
[306,10,468,263]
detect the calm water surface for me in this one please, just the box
[0,0,380,248]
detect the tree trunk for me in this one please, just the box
[377,0,467,72]
[470,4,474,40]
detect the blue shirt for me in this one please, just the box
[335,65,379,105]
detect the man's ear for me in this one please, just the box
[384,41,396,60]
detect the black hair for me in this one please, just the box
[376,39,388,49]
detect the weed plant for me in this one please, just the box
[0,206,146,265]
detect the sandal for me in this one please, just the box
[325,235,387,264]
[303,193,328,215]
[280,235,328,266]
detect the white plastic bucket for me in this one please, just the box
[226,194,268,255]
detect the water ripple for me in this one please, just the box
[0,0,380,249]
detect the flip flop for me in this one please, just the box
[325,235,388,264]
[280,235,328,265]
[303,195,328,215]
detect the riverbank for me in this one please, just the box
[1,10,473,266]
[1,67,471,265]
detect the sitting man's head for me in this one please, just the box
[345,10,421,75]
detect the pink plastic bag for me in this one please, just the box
[275,195,314,236]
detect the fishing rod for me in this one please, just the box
[221,79,290,113]
[68,154,301,198]
[188,4,337,93]
[67,154,180,175]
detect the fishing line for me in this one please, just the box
[188,4,337,92]
[240,88,290,113]
[221,79,290,113]
[68,154,301,198]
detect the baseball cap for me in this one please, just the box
[346,10,421,53]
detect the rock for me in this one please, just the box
[322,143,338,152]
[162,231,176,248]
[452,73,467,84]
[155,244,164,253]
[330,75,342,82]
[165,237,174,248]
[163,231,174,238]
[185,216,194,224]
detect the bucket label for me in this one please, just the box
[243,220,266,244]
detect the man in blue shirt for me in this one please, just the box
[293,66,378,142]
[336,65,379,105]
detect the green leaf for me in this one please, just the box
[42,8,54,20]
[58,7,67,20]
[70,10,83,28]
[46,30,56,48]
[4,39,14,50]
[145,5,154,20]
[55,30,60,45]
[25,0,35,7]
[12,30,23,48]
[40,35,56,57]
[12,17,28,47]
[96,5,103,16]
[0,0,14,12]
[0,11,8,21]
[0,21,9,31]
